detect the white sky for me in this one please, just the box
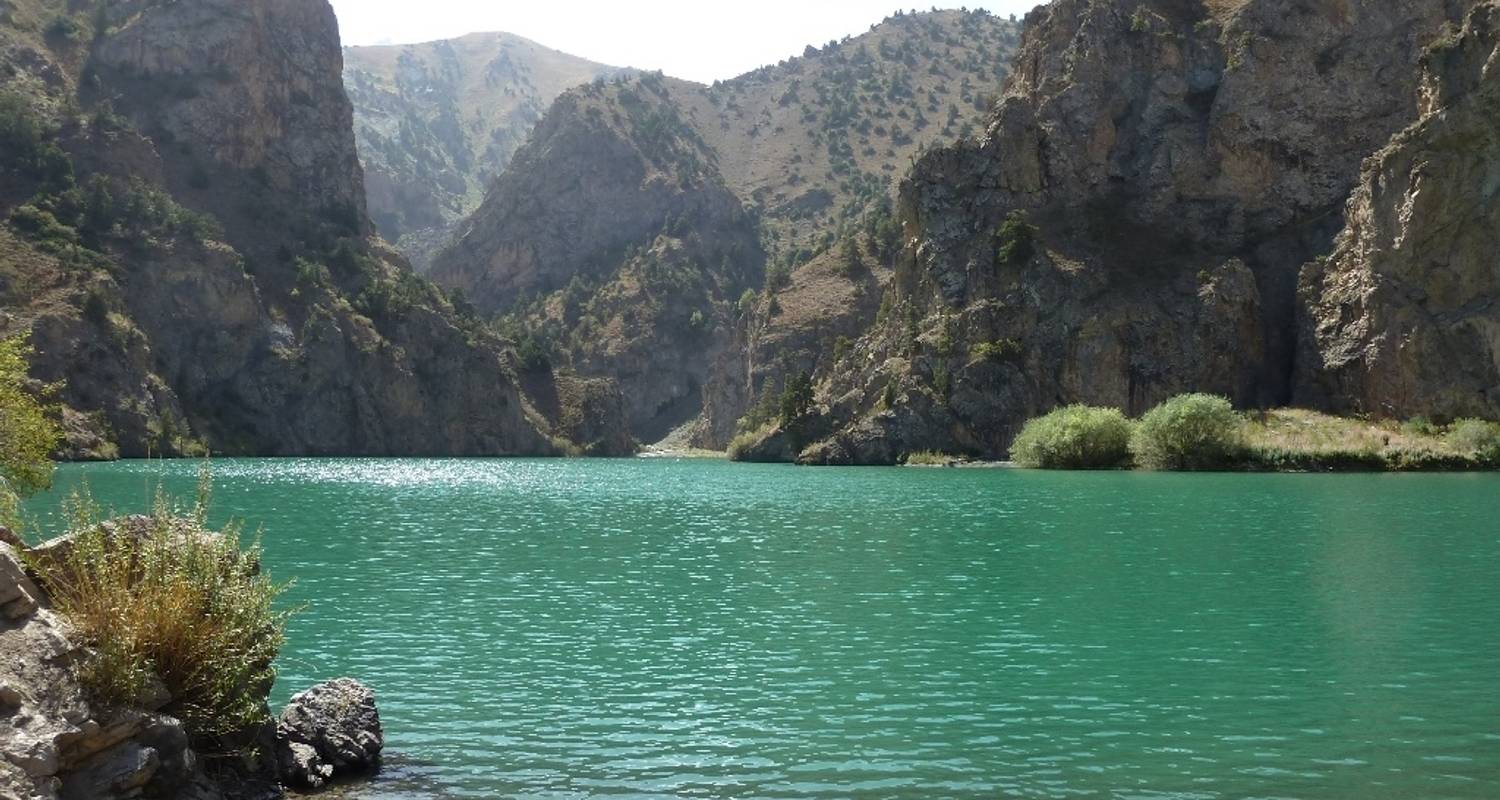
[329,1,1044,83]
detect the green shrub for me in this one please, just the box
[30,475,294,741]
[293,257,331,289]
[1131,394,1243,470]
[995,210,1036,266]
[0,336,60,503]
[0,92,74,188]
[779,371,814,424]
[1447,418,1500,463]
[727,423,773,461]
[515,334,551,373]
[82,290,110,324]
[44,12,87,42]
[1402,416,1440,437]
[764,262,792,293]
[972,338,1023,362]
[737,288,758,317]
[9,203,79,249]
[832,335,852,363]
[1010,405,1133,469]
[931,360,951,400]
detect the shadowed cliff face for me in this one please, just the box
[740,0,1471,464]
[93,0,367,248]
[1298,1,1500,419]
[431,77,761,313]
[0,0,572,458]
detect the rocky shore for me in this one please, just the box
[0,529,382,800]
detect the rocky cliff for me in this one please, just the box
[0,0,588,458]
[733,0,1474,464]
[344,33,621,268]
[430,10,1020,445]
[1298,1,1500,419]
[430,72,763,440]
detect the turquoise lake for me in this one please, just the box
[26,459,1500,798]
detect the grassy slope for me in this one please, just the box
[1241,409,1492,471]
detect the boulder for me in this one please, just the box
[274,679,382,790]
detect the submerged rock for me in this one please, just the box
[275,679,383,790]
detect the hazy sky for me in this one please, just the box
[330,1,1044,83]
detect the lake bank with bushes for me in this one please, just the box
[1006,394,1500,473]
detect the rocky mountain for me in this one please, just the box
[1298,1,1500,420]
[0,0,601,458]
[732,0,1481,464]
[343,33,621,269]
[430,9,1021,444]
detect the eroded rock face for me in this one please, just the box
[274,679,382,791]
[1298,1,1500,419]
[779,0,1471,463]
[91,0,368,248]
[694,240,895,450]
[1,0,578,458]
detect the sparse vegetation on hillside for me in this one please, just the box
[0,91,73,187]
[343,32,621,262]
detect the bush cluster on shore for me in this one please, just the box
[1131,394,1242,470]
[29,473,296,742]
[1010,395,1500,472]
[1010,405,1133,469]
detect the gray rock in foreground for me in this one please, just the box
[275,679,383,790]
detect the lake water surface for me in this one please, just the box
[29,459,1500,798]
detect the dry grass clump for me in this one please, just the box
[904,450,963,466]
[1241,409,1482,471]
[727,422,777,461]
[30,471,295,740]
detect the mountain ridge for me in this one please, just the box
[427,9,1021,444]
[344,30,623,268]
